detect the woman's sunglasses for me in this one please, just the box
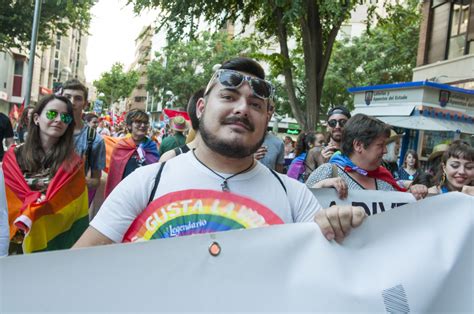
[45,110,73,124]
[327,119,347,128]
[205,69,274,100]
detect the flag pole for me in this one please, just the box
[24,0,43,107]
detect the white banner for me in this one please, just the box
[0,192,472,313]
[312,188,416,215]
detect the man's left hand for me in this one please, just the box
[314,205,366,243]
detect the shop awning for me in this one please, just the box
[377,115,474,134]
[352,105,415,117]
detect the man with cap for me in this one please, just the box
[74,57,366,248]
[159,116,188,155]
[305,106,351,176]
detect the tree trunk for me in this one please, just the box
[300,0,348,131]
[275,7,306,130]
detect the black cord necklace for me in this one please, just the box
[192,149,254,192]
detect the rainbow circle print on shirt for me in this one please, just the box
[123,189,284,242]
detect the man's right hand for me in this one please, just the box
[321,145,336,162]
[314,205,366,243]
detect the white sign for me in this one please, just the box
[312,188,416,215]
[0,193,472,312]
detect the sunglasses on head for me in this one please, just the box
[205,69,274,100]
[327,119,347,128]
[45,110,73,124]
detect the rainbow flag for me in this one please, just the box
[2,149,89,253]
[102,135,121,173]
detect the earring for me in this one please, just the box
[441,172,446,185]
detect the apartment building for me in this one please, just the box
[128,26,153,112]
[0,28,88,115]
[413,0,473,89]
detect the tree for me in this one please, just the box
[321,0,421,110]
[127,0,363,131]
[0,0,94,51]
[147,31,259,109]
[93,63,139,109]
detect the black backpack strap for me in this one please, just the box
[181,144,190,154]
[86,126,96,171]
[173,147,181,156]
[148,162,166,205]
[269,169,287,195]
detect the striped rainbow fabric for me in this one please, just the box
[2,148,89,253]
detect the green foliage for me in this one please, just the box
[93,63,139,108]
[321,0,422,116]
[146,31,259,109]
[0,0,94,51]
[127,0,420,130]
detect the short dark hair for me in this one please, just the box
[84,113,98,123]
[187,88,204,131]
[61,79,88,99]
[434,140,474,190]
[220,57,265,79]
[327,106,351,120]
[341,114,391,156]
[126,109,149,126]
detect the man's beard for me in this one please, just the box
[199,113,265,158]
[330,131,342,143]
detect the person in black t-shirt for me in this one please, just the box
[0,112,14,162]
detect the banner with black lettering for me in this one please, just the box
[312,188,416,215]
[0,193,472,312]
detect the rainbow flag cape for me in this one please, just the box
[2,148,89,253]
[123,189,284,242]
[102,135,121,173]
[105,137,159,198]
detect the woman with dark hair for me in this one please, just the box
[2,94,89,254]
[287,132,317,182]
[105,109,159,198]
[428,140,474,196]
[16,105,35,143]
[306,114,427,200]
[399,149,421,182]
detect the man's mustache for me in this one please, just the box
[222,116,255,131]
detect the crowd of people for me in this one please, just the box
[0,57,473,257]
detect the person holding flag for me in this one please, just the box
[104,109,159,198]
[2,95,89,254]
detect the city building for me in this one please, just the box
[413,0,473,89]
[0,28,88,115]
[129,26,153,112]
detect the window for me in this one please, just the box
[14,60,23,75]
[447,0,470,59]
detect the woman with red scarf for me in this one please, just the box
[306,114,427,200]
[105,109,159,198]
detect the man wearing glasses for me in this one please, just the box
[320,106,351,164]
[61,79,106,207]
[74,57,365,248]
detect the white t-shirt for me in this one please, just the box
[91,151,322,243]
